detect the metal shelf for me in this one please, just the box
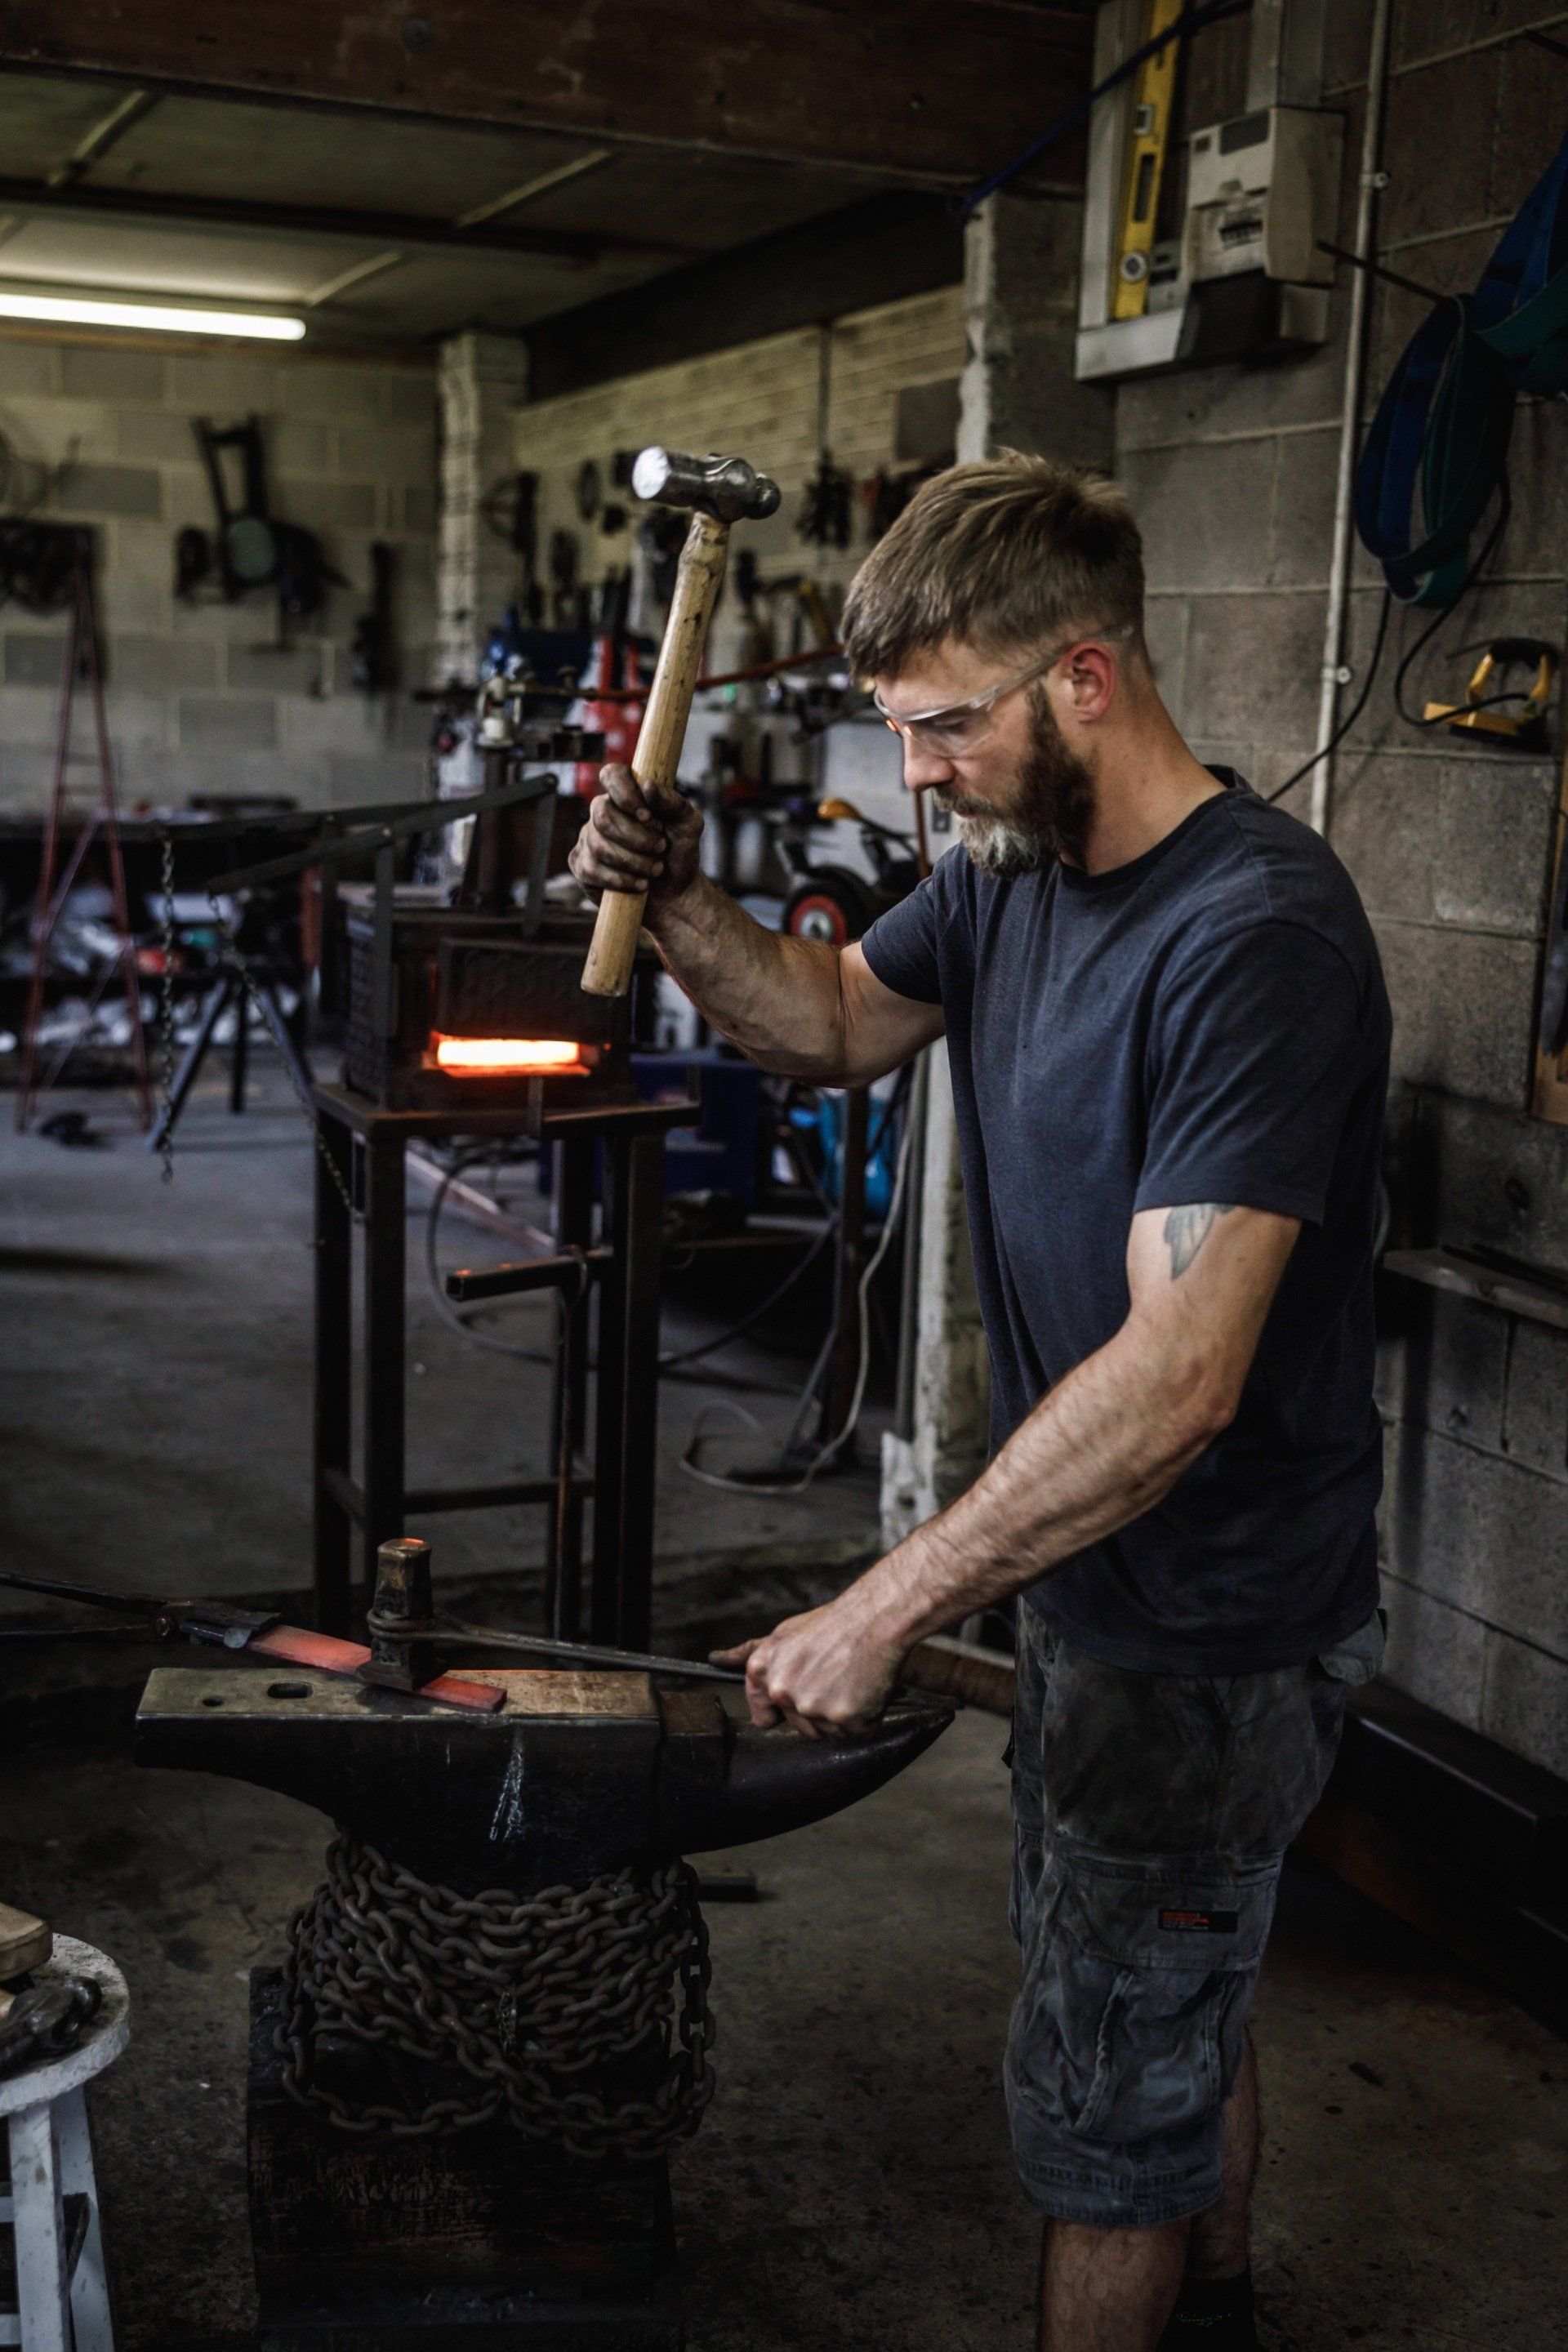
[1382,1246,1568,1334]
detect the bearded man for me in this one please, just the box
[570,456,1390,2352]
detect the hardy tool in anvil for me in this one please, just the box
[127,1535,952,2349]
[580,447,781,1001]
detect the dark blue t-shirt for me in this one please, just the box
[861,775,1390,1675]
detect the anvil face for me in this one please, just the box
[136,1667,951,1892]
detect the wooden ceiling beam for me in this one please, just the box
[0,2,1094,188]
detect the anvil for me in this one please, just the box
[135,1665,951,1890]
[135,1666,951,2349]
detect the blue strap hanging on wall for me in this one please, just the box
[1356,128,1568,609]
[1474,128,1568,391]
[1354,299,1514,609]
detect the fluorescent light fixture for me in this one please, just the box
[0,289,305,341]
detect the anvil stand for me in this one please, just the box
[247,1961,684,2352]
[313,1084,690,1649]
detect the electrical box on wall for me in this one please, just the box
[1076,0,1343,382]
[1186,107,1337,287]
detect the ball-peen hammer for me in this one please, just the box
[580,446,780,998]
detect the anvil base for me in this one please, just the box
[248,1973,683,2350]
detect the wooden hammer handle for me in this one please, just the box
[581,508,728,998]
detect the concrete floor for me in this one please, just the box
[2,1713,1565,2352]
[2,1064,1566,2350]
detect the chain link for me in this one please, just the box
[275,1834,715,2158]
[205,887,359,1224]
[156,829,176,1186]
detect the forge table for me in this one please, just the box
[312,1083,689,1649]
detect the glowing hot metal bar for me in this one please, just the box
[431,1035,588,1076]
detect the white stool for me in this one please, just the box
[0,1938,128,2352]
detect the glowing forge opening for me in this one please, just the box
[431,1034,590,1076]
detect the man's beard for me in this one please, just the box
[933,693,1095,876]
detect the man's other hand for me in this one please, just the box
[568,764,704,909]
[710,1599,906,1739]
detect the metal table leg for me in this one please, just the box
[361,1132,408,1603]
[546,1133,594,1642]
[313,1107,354,1634]
[229,985,249,1114]
[591,1127,665,1650]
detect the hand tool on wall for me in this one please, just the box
[1110,0,1185,321]
[479,469,541,622]
[193,414,343,618]
[581,446,781,1000]
[1423,637,1557,750]
[194,415,277,596]
[348,540,396,693]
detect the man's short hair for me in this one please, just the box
[840,452,1146,682]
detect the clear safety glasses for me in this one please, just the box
[873,626,1134,758]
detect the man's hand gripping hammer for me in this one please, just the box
[580,447,780,998]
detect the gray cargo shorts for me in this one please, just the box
[1005,1604,1383,2229]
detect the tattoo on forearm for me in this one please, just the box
[1163,1201,1236,1278]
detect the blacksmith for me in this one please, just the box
[570,456,1389,2352]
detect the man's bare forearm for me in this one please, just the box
[843,1320,1230,1650]
[646,875,852,1078]
[719,1203,1298,1734]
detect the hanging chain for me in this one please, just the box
[274,1833,715,2157]
[205,886,359,1224]
[157,829,176,1185]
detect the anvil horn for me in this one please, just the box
[653,1690,951,1854]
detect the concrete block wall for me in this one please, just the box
[514,286,964,613]
[0,338,440,815]
[1111,1,1568,1774]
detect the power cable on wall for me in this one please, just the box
[1266,468,1518,808]
[1390,473,1514,728]
[1265,591,1392,807]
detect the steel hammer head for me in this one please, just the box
[632,447,781,525]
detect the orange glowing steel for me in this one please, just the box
[432,1035,587,1076]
